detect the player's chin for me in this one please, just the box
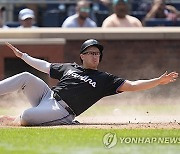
[90,62,98,69]
[93,61,99,66]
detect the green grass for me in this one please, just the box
[0,128,179,154]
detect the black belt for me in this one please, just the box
[53,92,62,101]
[65,106,76,116]
[53,92,76,116]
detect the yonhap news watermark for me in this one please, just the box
[102,132,180,149]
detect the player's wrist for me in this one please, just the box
[21,53,28,59]
[157,76,164,85]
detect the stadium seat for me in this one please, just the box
[131,11,147,21]
[42,9,67,27]
[5,21,20,28]
[94,12,109,27]
[167,2,180,11]
[145,19,176,27]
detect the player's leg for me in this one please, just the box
[21,108,74,126]
[0,72,51,107]
[20,91,75,126]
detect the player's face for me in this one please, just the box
[80,46,100,70]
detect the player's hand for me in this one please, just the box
[5,42,23,58]
[159,71,178,85]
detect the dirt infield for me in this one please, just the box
[0,122,180,129]
[67,122,180,129]
[50,122,180,129]
[1,93,180,129]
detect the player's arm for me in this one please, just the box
[5,42,51,74]
[117,71,178,92]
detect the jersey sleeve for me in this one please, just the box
[104,73,125,96]
[49,63,65,80]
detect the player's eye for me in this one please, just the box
[84,52,100,56]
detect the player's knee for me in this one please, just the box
[21,72,34,79]
[20,109,35,126]
[20,72,38,84]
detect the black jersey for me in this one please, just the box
[50,63,125,116]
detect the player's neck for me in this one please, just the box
[83,64,98,70]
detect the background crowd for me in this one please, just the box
[1,0,180,29]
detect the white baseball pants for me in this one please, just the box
[0,72,75,126]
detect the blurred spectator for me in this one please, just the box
[132,0,151,12]
[102,0,142,27]
[62,0,97,28]
[0,6,9,29]
[92,0,111,26]
[144,0,180,22]
[18,8,37,28]
[66,4,76,17]
[92,0,111,14]
[136,1,151,12]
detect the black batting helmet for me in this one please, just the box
[80,39,104,62]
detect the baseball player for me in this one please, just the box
[0,39,178,126]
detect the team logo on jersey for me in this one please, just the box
[65,70,96,88]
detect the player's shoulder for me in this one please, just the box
[103,71,122,79]
[96,71,113,77]
[71,62,81,68]
[64,62,84,70]
[51,62,76,68]
[103,71,113,76]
